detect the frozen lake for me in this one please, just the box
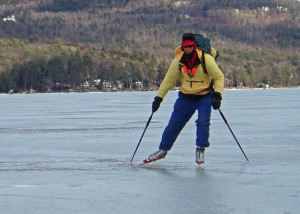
[0,89,300,214]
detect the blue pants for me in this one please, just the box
[159,92,212,151]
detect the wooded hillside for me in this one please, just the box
[1,0,300,93]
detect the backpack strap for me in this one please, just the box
[201,50,215,92]
[201,50,208,74]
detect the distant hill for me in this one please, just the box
[0,0,300,93]
[1,0,299,50]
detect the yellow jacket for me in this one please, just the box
[157,46,224,98]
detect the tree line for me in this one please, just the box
[0,37,299,93]
[0,39,169,93]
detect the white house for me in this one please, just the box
[3,15,16,22]
[262,6,270,12]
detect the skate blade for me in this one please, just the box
[143,159,151,164]
[142,157,164,164]
[196,161,204,165]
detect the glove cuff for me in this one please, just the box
[213,92,222,100]
[154,96,163,102]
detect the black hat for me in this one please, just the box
[182,33,195,42]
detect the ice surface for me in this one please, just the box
[0,89,300,214]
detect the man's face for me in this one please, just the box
[183,45,194,54]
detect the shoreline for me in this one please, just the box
[1,86,300,95]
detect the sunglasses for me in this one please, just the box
[183,45,194,48]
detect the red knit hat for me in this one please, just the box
[182,40,195,47]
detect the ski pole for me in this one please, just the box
[218,109,249,162]
[130,112,154,163]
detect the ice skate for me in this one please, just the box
[143,149,167,164]
[196,146,205,165]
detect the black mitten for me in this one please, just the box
[212,92,222,110]
[152,96,163,112]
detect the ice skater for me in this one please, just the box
[146,33,224,164]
